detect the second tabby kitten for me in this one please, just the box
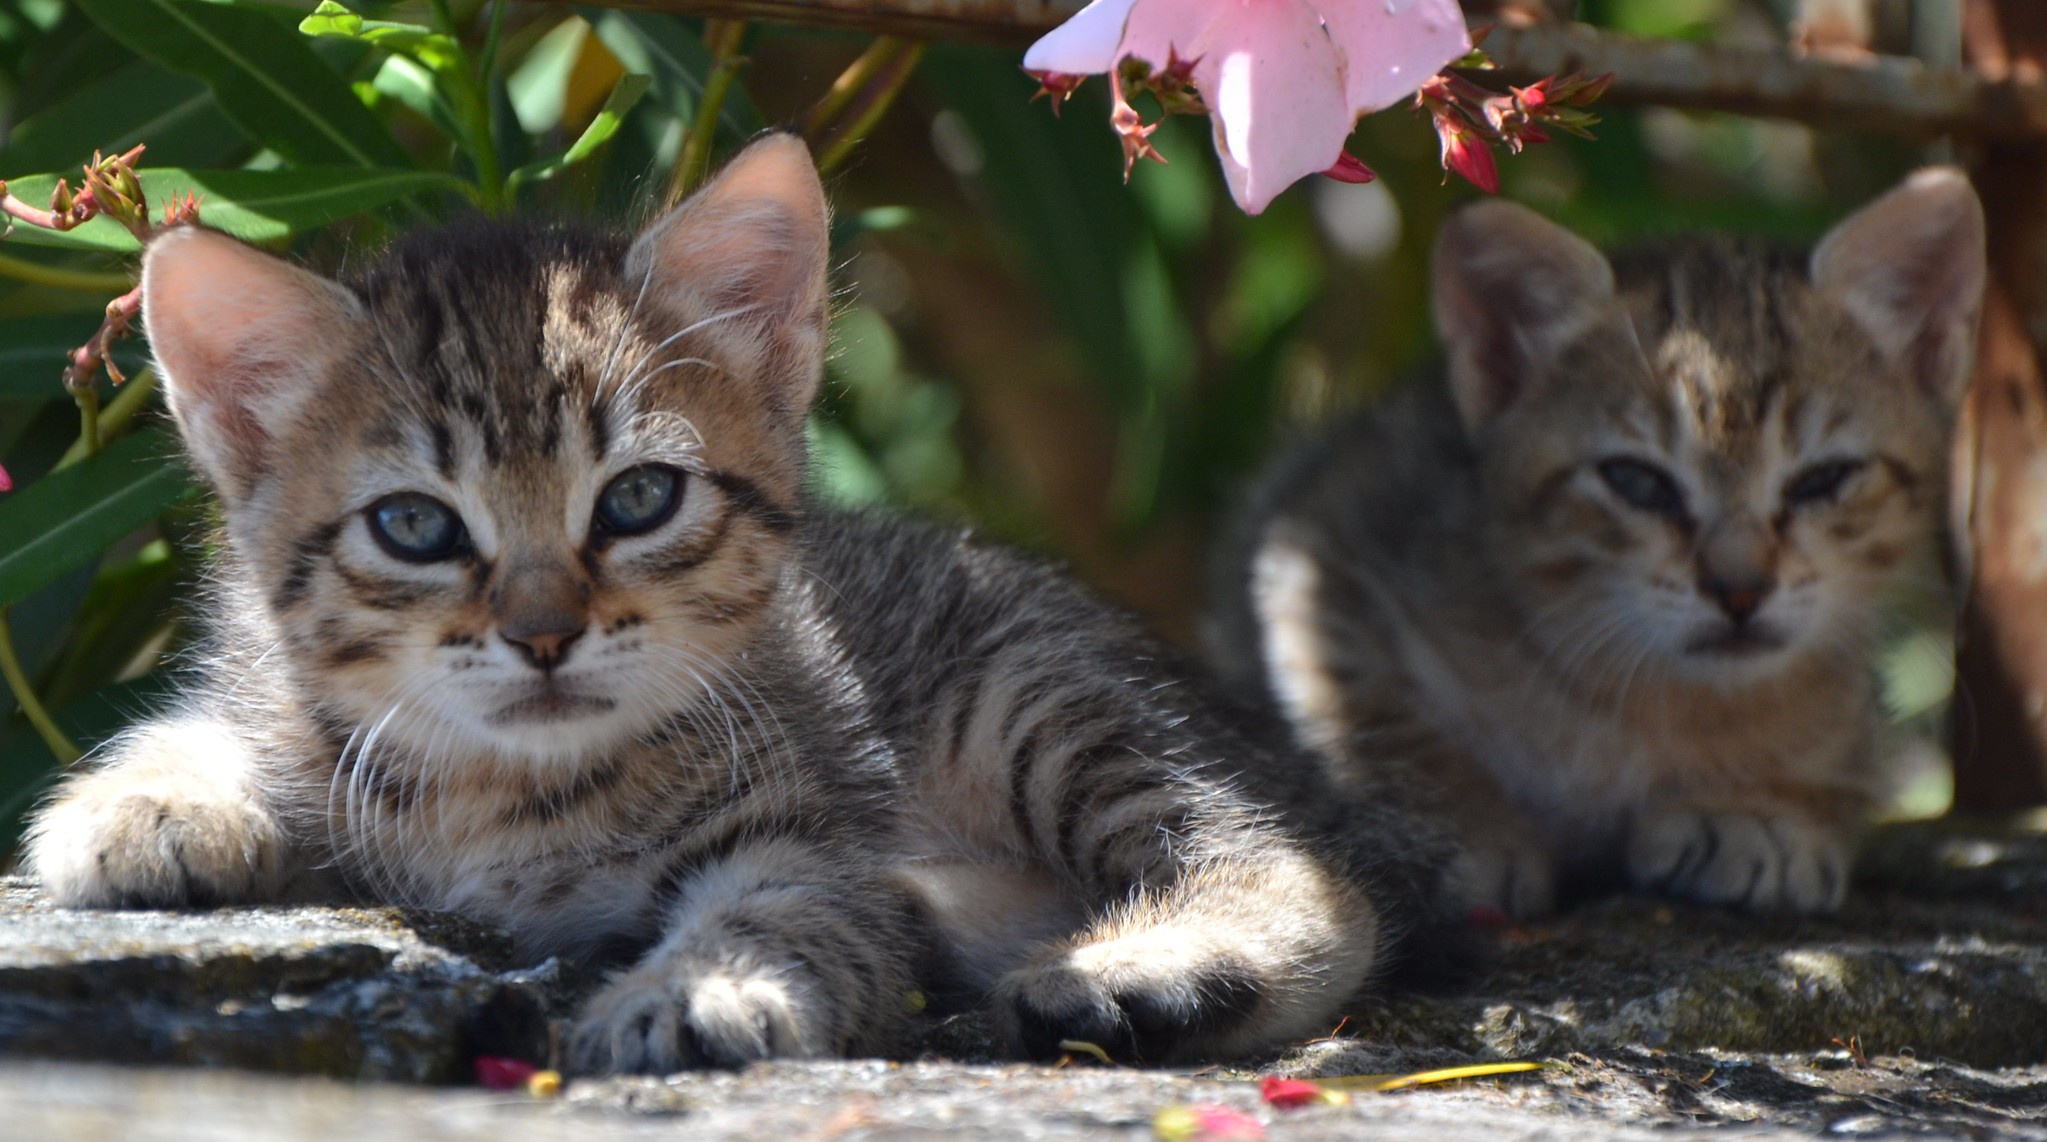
[1209,169,1984,917]
[26,137,1460,1070]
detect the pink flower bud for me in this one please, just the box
[1438,121,1500,194]
[0,462,12,493]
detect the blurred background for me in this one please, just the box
[0,0,1961,853]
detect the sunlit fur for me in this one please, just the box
[1209,170,1983,918]
[25,138,1462,1071]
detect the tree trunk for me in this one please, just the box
[1951,0,2047,810]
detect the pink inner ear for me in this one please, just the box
[632,135,830,328]
[142,226,358,484]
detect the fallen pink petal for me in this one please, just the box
[473,1056,539,1090]
[0,462,11,493]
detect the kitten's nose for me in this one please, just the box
[1700,571,1775,624]
[501,616,586,671]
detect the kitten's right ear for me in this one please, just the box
[143,226,362,495]
[1810,166,1985,407]
[1433,200,1615,433]
[626,133,830,419]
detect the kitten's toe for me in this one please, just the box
[569,956,819,1074]
[27,777,285,909]
[1628,810,1846,913]
[1451,838,1556,920]
[994,932,1262,1063]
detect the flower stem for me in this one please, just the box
[670,19,749,202]
[0,607,80,765]
[55,367,156,471]
[814,41,925,175]
[0,251,131,294]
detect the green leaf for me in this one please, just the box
[508,73,650,194]
[586,10,763,144]
[70,0,408,168]
[0,315,143,400]
[299,1,464,82]
[3,167,465,252]
[0,58,249,176]
[0,427,198,609]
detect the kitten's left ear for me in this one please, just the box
[626,133,829,417]
[1810,167,1986,407]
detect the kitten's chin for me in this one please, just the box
[1674,622,1798,685]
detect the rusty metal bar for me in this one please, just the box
[556,1,2047,139]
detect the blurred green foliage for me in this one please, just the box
[0,0,1954,852]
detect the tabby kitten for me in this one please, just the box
[1209,169,1984,918]
[25,136,1459,1070]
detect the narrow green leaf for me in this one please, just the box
[4,167,465,252]
[70,0,408,168]
[0,58,249,176]
[508,73,650,193]
[0,427,198,609]
[586,10,763,143]
[0,315,143,400]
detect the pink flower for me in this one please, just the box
[0,463,11,493]
[1025,0,1469,214]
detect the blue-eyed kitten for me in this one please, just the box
[26,137,1462,1070]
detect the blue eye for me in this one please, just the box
[596,465,682,535]
[1597,457,1687,519]
[367,493,465,561]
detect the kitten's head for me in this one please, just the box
[143,135,830,763]
[1432,169,1984,687]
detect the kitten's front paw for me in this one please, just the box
[1451,835,1557,920]
[994,930,1262,1063]
[1627,809,1847,912]
[568,954,823,1074]
[28,772,286,909]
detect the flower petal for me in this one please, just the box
[1023,0,1141,74]
[1318,0,1470,117]
[1200,0,1354,214]
[1118,0,1222,72]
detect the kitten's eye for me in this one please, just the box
[1785,459,1865,507]
[1596,458,1687,518]
[595,465,682,535]
[367,493,466,561]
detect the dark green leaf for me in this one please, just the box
[0,315,142,400]
[586,10,764,144]
[0,427,198,608]
[508,73,650,194]
[0,58,249,176]
[4,167,465,252]
[70,0,408,167]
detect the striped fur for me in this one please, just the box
[25,137,1460,1070]
[1209,170,1984,918]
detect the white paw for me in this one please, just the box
[1627,809,1848,912]
[569,953,822,1073]
[28,765,286,909]
[1451,835,1557,920]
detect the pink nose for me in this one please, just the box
[501,622,584,670]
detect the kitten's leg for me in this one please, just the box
[569,835,918,1073]
[1626,798,1853,913]
[1397,741,1558,920]
[993,834,1383,1063]
[26,714,297,907]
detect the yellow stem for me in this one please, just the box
[55,367,157,471]
[0,250,132,293]
[669,19,750,202]
[801,37,913,143]
[0,607,80,765]
[815,41,926,175]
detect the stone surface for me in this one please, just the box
[4,816,2046,1137]
[0,880,569,1082]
